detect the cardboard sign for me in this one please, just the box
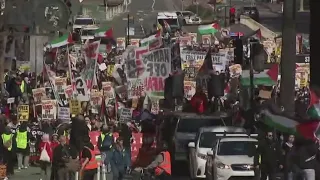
[127,79,144,98]
[18,105,29,121]
[64,85,73,99]
[184,67,196,81]
[102,82,115,99]
[130,39,140,47]
[58,107,71,121]
[116,37,126,50]
[55,77,67,102]
[184,81,196,100]
[42,100,57,120]
[125,46,148,78]
[179,36,192,47]
[119,108,133,122]
[32,88,47,105]
[7,97,15,104]
[189,33,197,44]
[142,48,171,98]
[75,76,89,101]
[202,35,211,46]
[150,98,160,114]
[69,99,81,115]
[229,64,242,78]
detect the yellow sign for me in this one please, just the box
[69,100,81,115]
[107,65,114,77]
[18,105,29,121]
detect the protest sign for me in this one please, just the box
[142,48,171,98]
[180,50,206,68]
[32,88,47,105]
[90,91,103,113]
[184,81,196,100]
[119,108,133,122]
[130,39,140,47]
[189,33,197,44]
[184,67,196,81]
[58,107,71,121]
[102,82,115,99]
[179,36,191,48]
[42,100,57,120]
[127,79,145,98]
[107,64,114,77]
[18,105,29,121]
[75,76,89,101]
[82,40,100,90]
[7,97,14,104]
[55,77,67,101]
[150,97,160,114]
[211,52,228,72]
[69,99,81,115]
[229,64,242,78]
[202,35,211,46]
[64,85,73,99]
[116,37,126,50]
[124,46,148,78]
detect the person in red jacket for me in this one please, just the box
[38,134,53,180]
[51,134,60,151]
[190,87,208,113]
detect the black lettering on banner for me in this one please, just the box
[184,67,196,79]
[212,55,222,64]
[146,62,167,77]
[76,79,85,95]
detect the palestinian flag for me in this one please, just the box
[198,23,220,35]
[163,20,171,32]
[140,30,162,50]
[261,109,320,140]
[47,33,73,49]
[95,26,113,38]
[307,89,320,118]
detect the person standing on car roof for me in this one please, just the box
[254,130,283,180]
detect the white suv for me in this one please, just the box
[205,136,257,180]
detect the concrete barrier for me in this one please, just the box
[240,15,280,39]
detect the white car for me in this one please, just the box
[176,11,201,25]
[73,16,98,31]
[185,16,202,24]
[188,126,247,179]
[205,136,258,180]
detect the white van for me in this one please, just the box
[157,12,181,32]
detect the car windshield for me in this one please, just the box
[217,141,257,156]
[81,30,95,36]
[243,7,257,12]
[199,132,218,148]
[74,18,94,25]
[182,12,194,16]
[177,118,225,133]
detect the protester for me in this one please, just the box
[1,126,14,179]
[254,131,283,180]
[97,124,114,173]
[16,122,31,170]
[110,137,131,180]
[80,138,98,180]
[282,134,296,180]
[51,134,59,150]
[39,134,53,180]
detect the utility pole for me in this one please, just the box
[279,0,297,114]
[310,0,320,89]
[126,13,129,46]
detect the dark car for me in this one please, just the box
[238,6,260,22]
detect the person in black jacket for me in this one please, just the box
[254,131,283,180]
[282,134,296,180]
[294,138,318,180]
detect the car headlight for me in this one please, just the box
[216,162,230,169]
[197,152,207,160]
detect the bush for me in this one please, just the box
[185,4,215,20]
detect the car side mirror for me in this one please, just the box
[188,142,195,148]
[207,150,214,156]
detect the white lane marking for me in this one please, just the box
[152,0,155,11]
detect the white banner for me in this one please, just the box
[58,107,70,121]
[42,100,57,120]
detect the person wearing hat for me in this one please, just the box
[110,137,131,180]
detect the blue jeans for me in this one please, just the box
[301,169,315,180]
[101,150,113,172]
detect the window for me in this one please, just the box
[177,118,225,133]
[81,30,95,36]
[199,132,218,148]
[217,141,257,156]
[74,18,94,25]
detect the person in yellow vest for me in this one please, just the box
[1,126,15,177]
[97,125,114,173]
[16,122,31,170]
[145,142,171,180]
[80,139,98,180]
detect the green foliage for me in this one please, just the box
[185,4,215,20]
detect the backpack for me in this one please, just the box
[102,134,113,149]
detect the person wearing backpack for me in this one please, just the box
[97,125,114,173]
[38,134,53,180]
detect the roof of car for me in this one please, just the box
[220,137,258,142]
[199,126,246,133]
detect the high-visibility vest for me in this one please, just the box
[1,134,13,151]
[81,146,98,170]
[155,151,171,176]
[16,131,28,149]
[100,133,113,148]
[20,80,25,93]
